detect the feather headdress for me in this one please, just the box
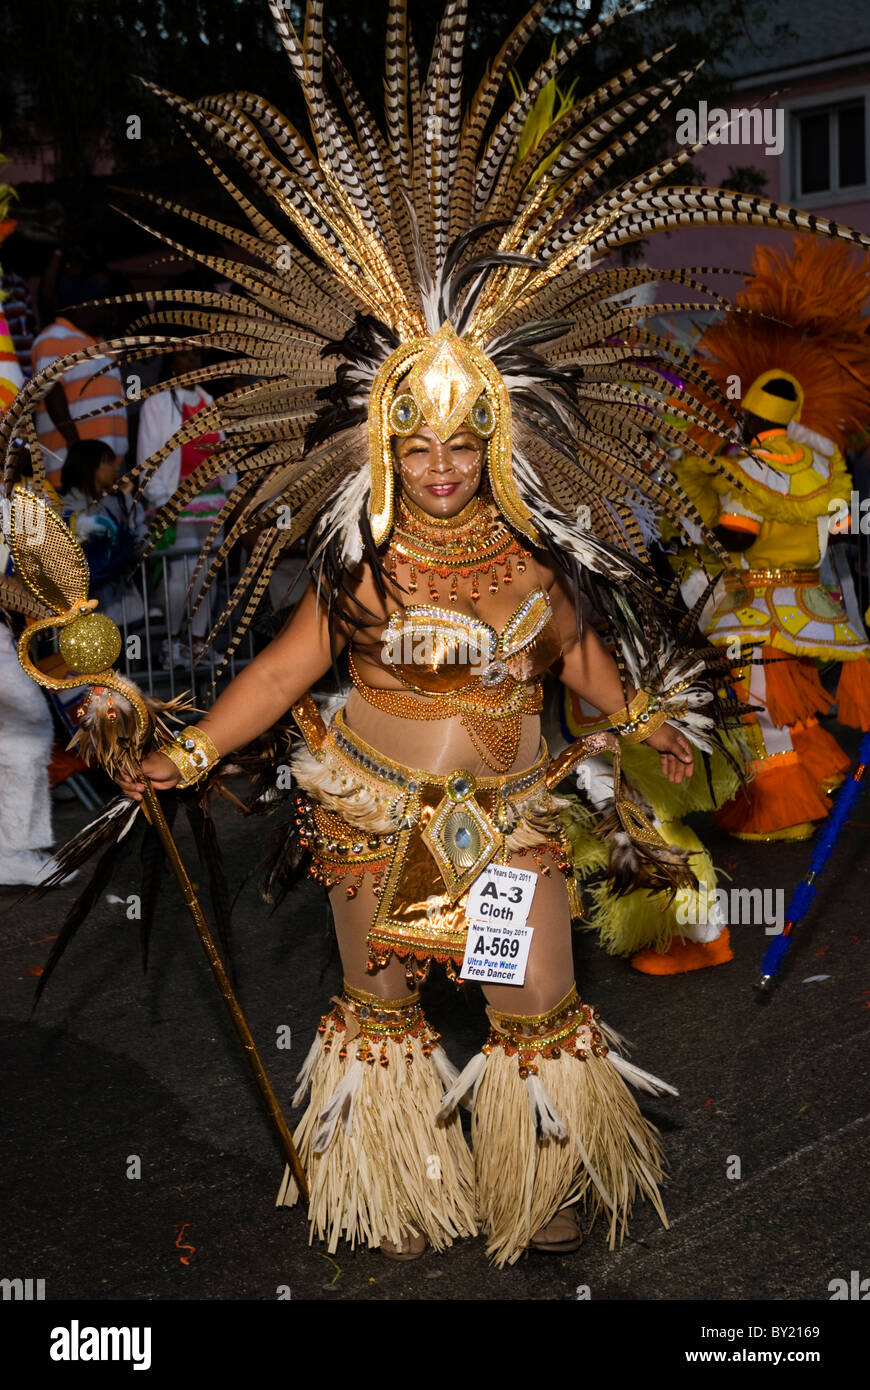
[3,0,869,669]
[696,236,870,449]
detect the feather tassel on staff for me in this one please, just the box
[757,732,870,997]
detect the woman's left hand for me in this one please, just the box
[644,722,694,784]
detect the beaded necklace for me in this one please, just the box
[386,492,531,603]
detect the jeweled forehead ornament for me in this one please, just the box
[368,321,539,547]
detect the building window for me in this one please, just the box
[792,98,866,201]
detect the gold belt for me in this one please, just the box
[327,708,552,899]
[296,711,582,973]
[734,569,818,586]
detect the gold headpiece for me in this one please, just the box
[367,322,537,545]
[3,1,868,665]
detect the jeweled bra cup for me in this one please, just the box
[379,585,557,691]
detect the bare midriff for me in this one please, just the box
[343,684,543,778]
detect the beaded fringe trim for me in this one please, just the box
[276,997,477,1253]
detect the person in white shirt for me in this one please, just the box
[137,348,234,662]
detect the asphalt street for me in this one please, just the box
[1,734,868,1306]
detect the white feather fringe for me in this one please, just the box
[431,1043,460,1092]
[292,1031,323,1108]
[310,460,370,569]
[607,1052,679,1097]
[436,1050,489,1120]
[312,1058,364,1153]
[525,1073,568,1140]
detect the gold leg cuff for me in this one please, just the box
[343,980,421,1011]
[486,986,604,1075]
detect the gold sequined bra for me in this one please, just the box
[349,586,562,771]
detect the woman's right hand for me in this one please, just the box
[115,750,181,802]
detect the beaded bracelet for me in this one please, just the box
[609,689,669,745]
[162,724,221,788]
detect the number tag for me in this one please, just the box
[460,864,537,987]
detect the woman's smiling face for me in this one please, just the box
[392,421,485,518]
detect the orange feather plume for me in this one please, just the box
[696,235,870,449]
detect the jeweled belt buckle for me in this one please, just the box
[421,769,499,901]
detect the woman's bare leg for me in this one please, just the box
[480,851,576,1018]
[328,877,413,997]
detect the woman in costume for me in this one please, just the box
[116,363,697,1265]
[5,0,869,1267]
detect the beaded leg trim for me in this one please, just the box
[438,986,675,1268]
[276,983,477,1252]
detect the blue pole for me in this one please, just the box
[757,730,870,996]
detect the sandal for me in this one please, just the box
[379,1230,427,1260]
[529,1206,583,1254]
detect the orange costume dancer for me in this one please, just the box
[675,238,870,844]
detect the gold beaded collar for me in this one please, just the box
[391,493,522,571]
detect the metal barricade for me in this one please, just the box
[111,545,258,702]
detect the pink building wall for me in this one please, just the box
[649,64,870,296]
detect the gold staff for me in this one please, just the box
[8,486,309,1204]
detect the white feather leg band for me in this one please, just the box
[472,1043,671,1267]
[277,1002,477,1253]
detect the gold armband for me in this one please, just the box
[163,724,221,787]
[609,689,669,745]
